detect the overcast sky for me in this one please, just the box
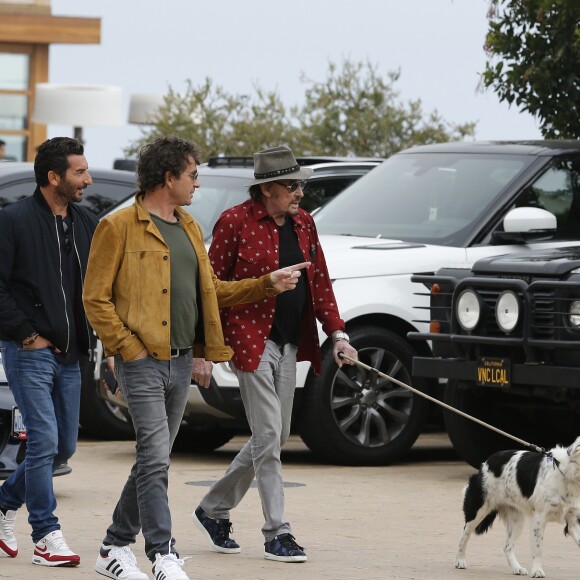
[48,0,541,169]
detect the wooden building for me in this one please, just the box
[0,0,101,160]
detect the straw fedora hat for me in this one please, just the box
[248,146,313,187]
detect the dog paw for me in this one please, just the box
[530,569,545,578]
[454,559,467,569]
[512,567,528,576]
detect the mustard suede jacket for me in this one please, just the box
[83,194,279,362]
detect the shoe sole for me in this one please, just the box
[192,511,241,554]
[32,556,80,567]
[95,565,119,579]
[96,560,149,580]
[264,552,307,563]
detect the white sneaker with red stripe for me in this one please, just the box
[32,530,80,567]
[0,509,17,558]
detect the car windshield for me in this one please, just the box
[189,175,249,238]
[314,152,533,245]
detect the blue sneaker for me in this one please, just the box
[192,506,240,554]
[264,533,307,563]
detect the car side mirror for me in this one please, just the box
[492,207,557,244]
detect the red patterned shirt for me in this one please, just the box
[208,198,345,373]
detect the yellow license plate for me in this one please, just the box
[476,357,510,388]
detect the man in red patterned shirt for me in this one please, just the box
[192,146,358,563]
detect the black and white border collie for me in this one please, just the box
[455,436,580,578]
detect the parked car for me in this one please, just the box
[306,140,580,464]
[0,353,25,479]
[0,162,136,215]
[410,242,580,468]
[0,157,381,444]
[113,155,382,218]
[102,141,580,464]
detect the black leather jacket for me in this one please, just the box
[0,188,98,355]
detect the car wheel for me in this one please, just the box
[296,326,430,465]
[443,380,518,468]
[173,425,237,453]
[79,356,134,440]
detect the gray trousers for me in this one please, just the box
[200,340,297,541]
[104,352,192,561]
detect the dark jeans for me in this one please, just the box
[103,352,192,562]
[0,341,80,542]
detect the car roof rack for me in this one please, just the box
[207,157,254,168]
[207,155,380,168]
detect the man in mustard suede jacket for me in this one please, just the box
[83,137,308,580]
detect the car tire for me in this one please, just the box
[296,326,430,465]
[79,356,134,440]
[173,425,237,453]
[443,380,519,468]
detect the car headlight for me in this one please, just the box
[569,300,580,329]
[456,289,481,331]
[496,290,519,333]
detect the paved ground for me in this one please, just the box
[2,432,579,579]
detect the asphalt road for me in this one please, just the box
[2,432,579,579]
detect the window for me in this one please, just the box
[0,49,32,161]
[516,158,580,240]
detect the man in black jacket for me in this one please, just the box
[0,137,97,567]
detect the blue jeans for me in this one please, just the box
[0,340,80,542]
[103,352,192,562]
[200,340,297,540]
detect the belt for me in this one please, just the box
[170,347,192,358]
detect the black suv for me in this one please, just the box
[411,189,580,469]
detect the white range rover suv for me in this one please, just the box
[103,141,580,465]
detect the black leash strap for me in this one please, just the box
[338,352,549,456]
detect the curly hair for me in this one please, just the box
[137,136,201,192]
[34,137,84,187]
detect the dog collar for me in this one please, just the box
[545,452,564,476]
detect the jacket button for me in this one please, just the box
[162,320,167,326]
[163,255,168,261]
[162,288,168,293]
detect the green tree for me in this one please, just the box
[297,60,475,157]
[126,60,475,159]
[126,79,300,159]
[482,0,580,138]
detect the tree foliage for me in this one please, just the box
[126,59,475,159]
[483,0,580,138]
[126,79,300,159]
[298,60,475,157]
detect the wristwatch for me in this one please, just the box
[333,331,350,344]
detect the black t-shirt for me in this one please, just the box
[269,218,306,347]
[56,214,81,363]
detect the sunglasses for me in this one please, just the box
[181,170,199,182]
[276,180,307,193]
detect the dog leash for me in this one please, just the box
[337,353,562,469]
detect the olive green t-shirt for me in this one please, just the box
[151,214,198,348]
